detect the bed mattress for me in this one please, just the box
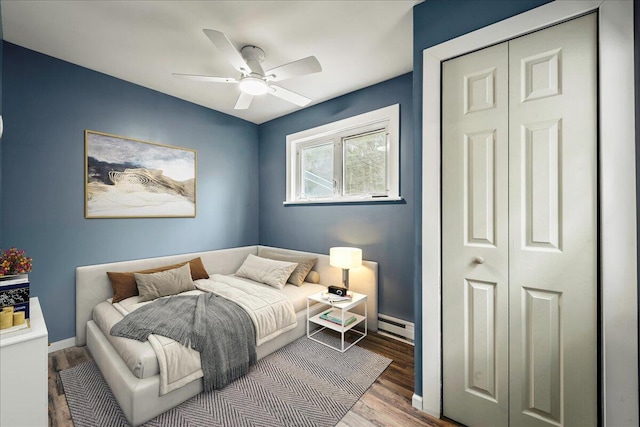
[92,277,325,379]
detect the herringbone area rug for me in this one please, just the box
[60,334,391,426]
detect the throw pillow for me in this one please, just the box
[235,254,298,290]
[305,270,321,284]
[259,249,317,286]
[134,263,196,302]
[107,257,209,303]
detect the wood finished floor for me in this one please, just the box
[48,332,460,427]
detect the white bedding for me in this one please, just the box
[94,275,322,395]
[195,274,297,345]
[111,290,203,394]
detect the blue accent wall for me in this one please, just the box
[1,43,260,342]
[411,0,552,396]
[258,73,414,322]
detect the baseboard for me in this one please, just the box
[412,394,423,411]
[48,337,76,353]
[377,313,414,344]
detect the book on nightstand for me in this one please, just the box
[320,292,352,303]
[320,309,357,327]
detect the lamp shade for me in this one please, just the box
[329,247,362,270]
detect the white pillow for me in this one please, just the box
[134,263,196,302]
[235,254,298,290]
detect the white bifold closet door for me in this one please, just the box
[442,13,597,427]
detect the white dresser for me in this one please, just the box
[0,297,48,427]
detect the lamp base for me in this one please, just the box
[342,268,350,290]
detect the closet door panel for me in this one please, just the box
[442,42,509,427]
[508,13,598,427]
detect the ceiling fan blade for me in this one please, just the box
[265,56,322,82]
[172,73,238,83]
[269,85,312,107]
[203,29,249,74]
[234,92,254,110]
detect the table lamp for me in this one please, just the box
[329,247,362,290]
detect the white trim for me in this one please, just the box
[283,196,403,206]
[48,337,76,353]
[597,1,638,424]
[285,104,400,203]
[412,393,424,412]
[421,0,638,425]
[421,36,443,419]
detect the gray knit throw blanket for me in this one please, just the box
[110,293,256,391]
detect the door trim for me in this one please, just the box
[420,1,638,425]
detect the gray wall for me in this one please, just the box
[258,73,414,322]
[1,43,260,342]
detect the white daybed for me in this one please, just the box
[76,245,378,426]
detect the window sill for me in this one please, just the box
[283,196,404,206]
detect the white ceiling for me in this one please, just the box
[1,0,418,124]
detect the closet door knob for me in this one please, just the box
[473,256,485,264]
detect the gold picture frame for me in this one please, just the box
[85,130,196,218]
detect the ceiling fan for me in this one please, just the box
[173,29,322,110]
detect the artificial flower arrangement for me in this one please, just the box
[0,247,33,276]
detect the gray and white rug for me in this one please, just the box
[60,334,391,427]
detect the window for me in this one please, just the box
[285,104,400,204]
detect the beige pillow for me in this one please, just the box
[235,254,298,290]
[107,257,209,303]
[134,263,196,302]
[260,249,318,286]
[305,270,320,284]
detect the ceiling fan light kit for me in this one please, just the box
[239,76,269,96]
[174,29,322,110]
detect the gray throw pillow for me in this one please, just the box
[134,263,196,302]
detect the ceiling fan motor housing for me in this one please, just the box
[240,46,266,76]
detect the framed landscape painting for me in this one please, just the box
[85,130,196,218]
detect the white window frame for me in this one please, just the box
[285,104,401,204]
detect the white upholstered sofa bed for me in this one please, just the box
[76,245,378,426]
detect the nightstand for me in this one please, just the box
[0,297,48,427]
[307,291,367,352]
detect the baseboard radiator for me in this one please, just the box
[377,313,414,345]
